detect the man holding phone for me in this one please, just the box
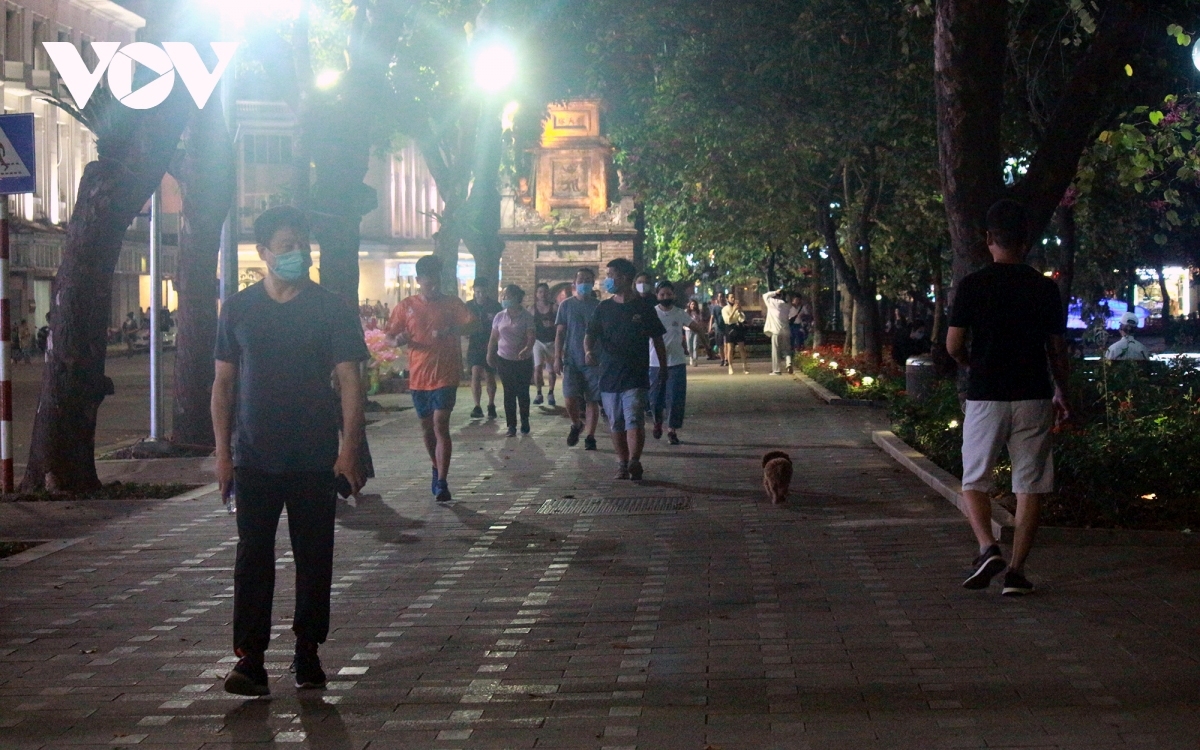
[211,206,368,696]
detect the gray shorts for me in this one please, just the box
[562,362,601,403]
[602,389,648,433]
[961,399,1054,495]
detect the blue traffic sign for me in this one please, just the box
[0,114,35,195]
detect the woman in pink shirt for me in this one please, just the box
[487,284,537,436]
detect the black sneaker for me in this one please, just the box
[667,432,680,445]
[431,466,439,497]
[520,420,530,434]
[547,393,556,406]
[567,423,583,447]
[291,644,326,689]
[223,654,269,696]
[470,405,484,419]
[506,426,517,437]
[487,404,497,420]
[615,463,630,480]
[652,423,663,440]
[435,479,452,503]
[962,544,1006,590]
[1001,570,1035,596]
[533,393,544,405]
[584,435,597,451]
[628,460,644,481]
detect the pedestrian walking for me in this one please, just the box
[634,271,656,302]
[584,258,667,480]
[788,295,807,352]
[722,294,749,374]
[650,281,706,445]
[762,288,793,375]
[685,299,706,366]
[488,284,537,436]
[387,255,474,503]
[947,200,1070,597]
[1104,312,1150,361]
[465,284,501,420]
[531,282,558,406]
[709,292,728,364]
[211,206,368,697]
[555,267,602,451]
[14,320,31,364]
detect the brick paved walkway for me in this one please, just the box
[1,361,1198,749]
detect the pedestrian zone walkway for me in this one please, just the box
[1,362,1198,749]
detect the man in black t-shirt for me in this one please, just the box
[212,206,368,696]
[947,200,1070,597]
[585,258,667,481]
[466,286,502,420]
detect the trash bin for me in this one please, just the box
[905,355,937,402]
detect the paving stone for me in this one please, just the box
[0,362,1197,748]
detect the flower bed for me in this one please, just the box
[889,360,1200,532]
[796,347,903,401]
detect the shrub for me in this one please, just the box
[797,347,902,401]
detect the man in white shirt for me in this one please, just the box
[761,288,793,375]
[1105,312,1150,361]
[649,281,707,445]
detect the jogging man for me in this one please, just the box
[387,255,473,502]
[555,267,602,450]
[213,206,368,696]
[947,199,1070,596]
[585,258,667,480]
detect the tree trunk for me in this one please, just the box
[936,0,1145,292]
[808,255,824,348]
[1055,204,1077,324]
[934,0,1007,292]
[171,99,235,447]
[1156,264,1172,320]
[22,97,192,491]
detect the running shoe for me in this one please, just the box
[652,423,663,440]
[224,654,269,696]
[291,642,326,689]
[487,404,497,420]
[1001,570,1035,596]
[567,423,583,446]
[435,480,452,503]
[962,544,1006,590]
[667,432,680,445]
[547,393,556,406]
[431,466,439,496]
[520,420,530,434]
[615,462,630,480]
[506,426,516,437]
[470,405,484,419]
[533,393,544,405]
[628,460,644,481]
[584,435,597,451]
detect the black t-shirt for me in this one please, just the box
[949,263,1064,401]
[587,296,667,392]
[215,282,369,473]
[466,298,502,352]
[534,304,557,343]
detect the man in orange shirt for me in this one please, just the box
[387,255,473,502]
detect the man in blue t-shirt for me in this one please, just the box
[585,258,667,481]
[212,206,368,696]
[947,199,1070,598]
[554,267,602,450]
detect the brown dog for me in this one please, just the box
[762,451,793,504]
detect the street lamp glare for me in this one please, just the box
[473,44,517,93]
[316,70,341,90]
[1194,38,1200,72]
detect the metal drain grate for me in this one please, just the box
[536,496,691,515]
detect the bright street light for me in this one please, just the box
[1194,37,1200,72]
[473,43,517,93]
[315,70,341,90]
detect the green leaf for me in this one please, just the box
[1154,233,1168,245]
[1168,23,1183,36]
[1125,64,1134,76]
[1149,111,1164,125]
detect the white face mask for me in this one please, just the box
[636,282,648,294]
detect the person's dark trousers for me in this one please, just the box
[649,364,687,429]
[233,469,337,657]
[790,323,805,352]
[495,356,534,428]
